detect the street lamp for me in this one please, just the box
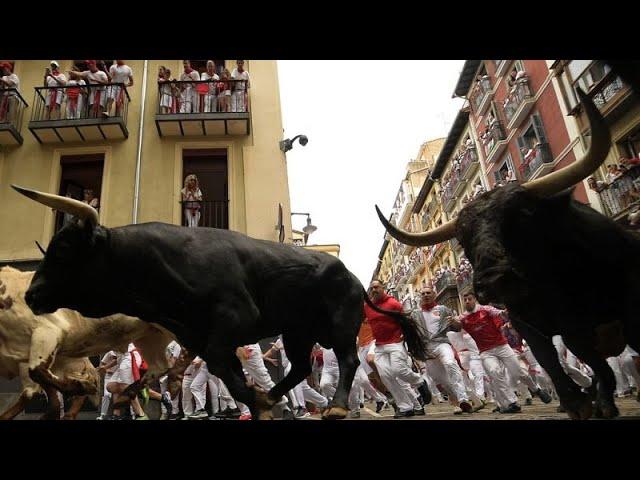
[291,212,317,243]
[280,134,308,153]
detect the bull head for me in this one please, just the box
[376,88,611,303]
[10,185,108,316]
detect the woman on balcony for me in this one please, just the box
[0,62,20,123]
[182,174,203,228]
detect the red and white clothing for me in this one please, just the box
[82,70,108,109]
[64,79,85,119]
[460,305,536,408]
[181,187,202,228]
[364,293,422,413]
[552,335,592,389]
[201,71,219,112]
[420,304,470,404]
[448,330,486,399]
[45,71,67,106]
[109,343,142,386]
[108,63,133,104]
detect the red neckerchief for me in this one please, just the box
[422,302,437,311]
[184,67,193,74]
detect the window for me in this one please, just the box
[517,113,547,156]
[495,154,516,184]
[56,154,104,233]
[556,60,617,113]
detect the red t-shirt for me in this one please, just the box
[363,294,404,346]
[459,305,508,353]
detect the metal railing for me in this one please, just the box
[504,77,533,124]
[456,270,473,292]
[30,83,130,123]
[589,73,625,111]
[519,142,552,180]
[470,77,492,111]
[435,271,457,293]
[458,146,478,179]
[180,200,229,229]
[157,79,249,114]
[481,121,506,158]
[597,168,640,217]
[0,88,28,131]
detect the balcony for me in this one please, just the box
[0,89,28,146]
[456,270,473,294]
[481,121,507,166]
[460,147,480,181]
[407,249,425,283]
[28,84,129,143]
[440,178,457,213]
[470,77,493,115]
[597,168,640,219]
[155,79,250,137]
[519,142,553,181]
[179,200,229,229]
[435,271,457,295]
[504,77,535,130]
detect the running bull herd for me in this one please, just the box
[2,63,639,420]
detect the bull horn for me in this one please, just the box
[523,87,611,197]
[375,205,456,247]
[11,185,99,227]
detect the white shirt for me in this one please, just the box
[421,309,441,337]
[2,73,19,93]
[180,70,200,88]
[447,331,480,355]
[82,70,108,86]
[101,351,119,374]
[46,72,67,88]
[273,336,290,369]
[166,340,181,360]
[201,72,219,94]
[231,68,249,90]
[109,64,133,85]
[322,348,338,371]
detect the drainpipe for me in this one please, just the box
[132,60,149,224]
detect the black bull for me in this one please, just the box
[376,86,640,419]
[6,204,427,419]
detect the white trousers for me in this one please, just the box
[553,335,593,388]
[426,343,469,403]
[481,344,535,409]
[375,342,423,413]
[459,350,486,398]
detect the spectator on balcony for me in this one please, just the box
[105,60,133,118]
[44,61,67,120]
[231,60,250,113]
[65,65,86,120]
[180,60,200,114]
[182,174,203,228]
[69,60,109,118]
[217,69,232,113]
[201,60,220,113]
[465,137,474,150]
[158,66,172,114]
[620,155,640,168]
[605,164,624,184]
[82,189,99,212]
[0,62,20,123]
[587,176,607,193]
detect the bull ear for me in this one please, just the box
[545,187,575,206]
